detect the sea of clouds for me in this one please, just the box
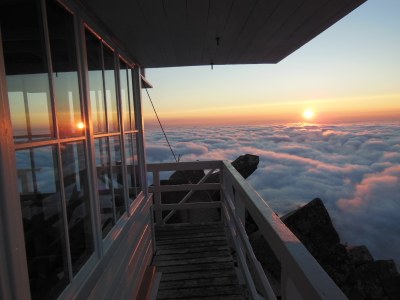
[145,122,400,267]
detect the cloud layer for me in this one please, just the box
[145,122,400,267]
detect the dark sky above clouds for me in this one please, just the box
[145,122,400,267]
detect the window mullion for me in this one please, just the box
[107,137,117,223]
[21,82,32,140]
[41,0,59,140]
[55,142,74,281]
[131,133,139,199]
[76,19,104,258]
[100,43,109,133]
[115,55,130,215]
[126,66,133,130]
[132,67,148,195]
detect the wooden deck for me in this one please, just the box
[152,223,249,300]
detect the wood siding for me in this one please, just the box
[66,195,154,300]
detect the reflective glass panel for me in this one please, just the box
[110,136,126,218]
[60,142,94,275]
[47,1,83,138]
[103,46,119,132]
[119,60,131,131]
[94,138,114,237]
[128,68,136,129]
[124,134,139,204]
[85,30,106,133]
[2,1,53,142]
[16,146,69,299]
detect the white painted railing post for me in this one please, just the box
[152,170,162,225]
[219,161,224,222]
[233,174,247,282]
[235,192,246,271]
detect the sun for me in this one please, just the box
[302,109,315,120]
[76,122,85,129]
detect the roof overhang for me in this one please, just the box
[141,74,153,89]
[80,0,367,68]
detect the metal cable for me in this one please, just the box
[144,87,179,163]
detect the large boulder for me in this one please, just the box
[231,154,259,179]
[205,154,260,183]
[281,198,340,259]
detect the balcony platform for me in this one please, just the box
[153,222,249,299]
[147,161,348,300]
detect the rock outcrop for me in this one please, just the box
[281,198,340,257]
[231,154,259,179]
[249,198,400,300]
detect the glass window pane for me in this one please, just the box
[46,1,84,138]
[110,136,126,218]
[94,138,114,237]
[125,134,139,204]
[103,46,119,132]
[60,142,94,275]
[16,146,69,299]
[119,60,130,131]
[85,30,106,133]
[128,68,136,129]
[2,1,54,142]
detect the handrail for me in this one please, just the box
[221,160,347,300]
[147,160,221,172]
[148,161,221,224]
[147,160,347,300]
[222,185,276,299]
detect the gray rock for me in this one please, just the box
[231,154,259,179]
[346,246,374,267]
[281,198,340,259]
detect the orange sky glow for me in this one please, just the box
[144,94,400,126]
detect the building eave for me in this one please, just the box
[79,0,367,68]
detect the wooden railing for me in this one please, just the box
[147,161,347,300]
[147,161,222,225]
